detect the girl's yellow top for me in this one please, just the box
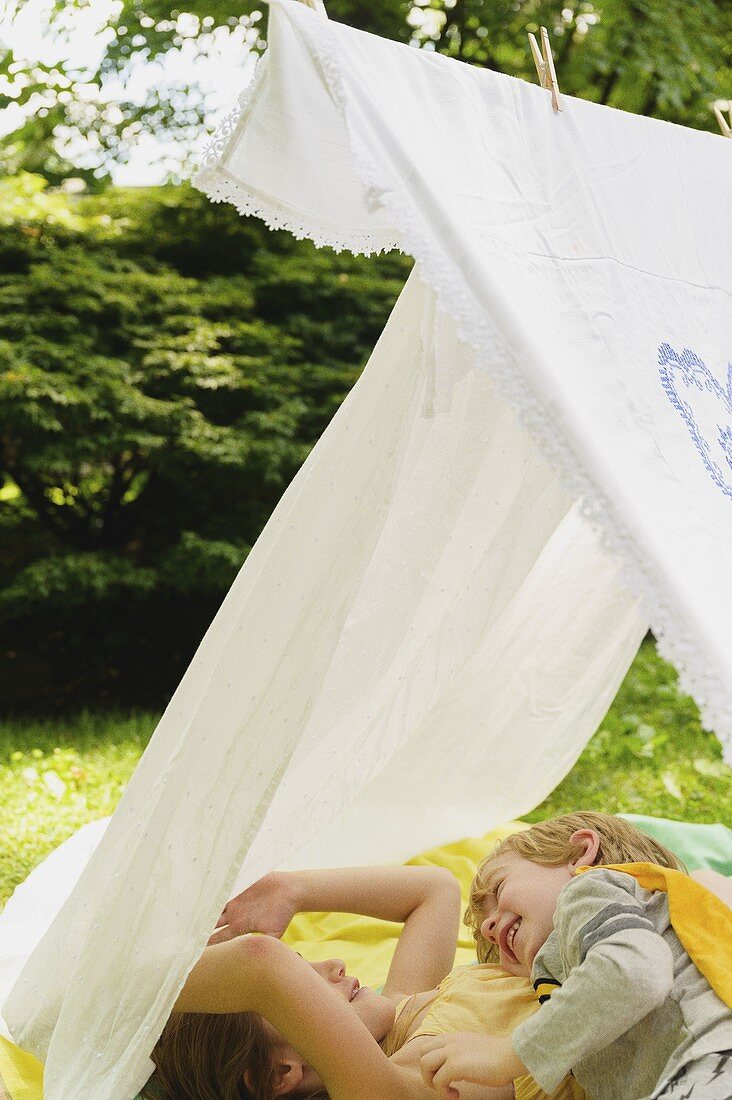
[388,963,585,1100]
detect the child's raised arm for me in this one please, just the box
[174,935,458,1100]
[210,864,462,996]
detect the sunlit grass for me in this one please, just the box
[1,639,730,907]
[526,638,730,824]
[0,712,156,906]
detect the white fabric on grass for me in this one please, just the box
[3,270,644,1099]
[5,2,729,1095]
[0,819,108,1042]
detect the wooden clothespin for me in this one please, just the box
[712,101,731,138]
[299,0,328,17]
[528,27,562,113]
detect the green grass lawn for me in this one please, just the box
[1,638,730,908]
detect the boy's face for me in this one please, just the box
[478,852,575,977]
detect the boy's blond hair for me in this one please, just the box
[466,812,686,963]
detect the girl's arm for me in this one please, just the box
[175,935,434,1100]
[292,865,462,996]
[211,865,462,996]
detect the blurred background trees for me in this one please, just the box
[0,178,409,708]
[2,0,729,185]
[1,0,730,710]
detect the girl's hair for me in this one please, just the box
[142,1010,279,1100]
[465,812,686,963]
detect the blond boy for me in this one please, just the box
[420,812,732,1100]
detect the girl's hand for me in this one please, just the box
[208,871,298,944]
[419,1033,525,1096]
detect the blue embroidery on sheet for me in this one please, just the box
[658,343,732,501]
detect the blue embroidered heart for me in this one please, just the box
[658,342,732,501]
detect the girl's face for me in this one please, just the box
[305,957,395,1040]
[265,956,396,1095]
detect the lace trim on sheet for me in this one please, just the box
[192,53,398,255]
[193,14,732,761]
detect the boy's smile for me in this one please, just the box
[478,830,601,976]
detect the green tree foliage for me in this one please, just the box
[416,0,730,127]
[1,0,729,707]
[0,175,410,710]
[1,0,730,183]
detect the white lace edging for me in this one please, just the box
[300,11,732,763]
[194,166,396,253]
[191,52,399,256]
[193,12,732,764]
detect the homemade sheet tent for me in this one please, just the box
[3,1,731,1097]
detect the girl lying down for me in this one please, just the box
[143,816,729,1100]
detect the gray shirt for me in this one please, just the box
[512,869,732,1100]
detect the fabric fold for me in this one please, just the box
[5,4,729,1097]
[197,0,732,758]
[4,269,644,1100]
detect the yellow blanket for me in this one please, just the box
[282,821,527,976]
[0,821,525,1099]
[0,1038,42,1100]
[6,841,728,1099]
[582,862,732,1009]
